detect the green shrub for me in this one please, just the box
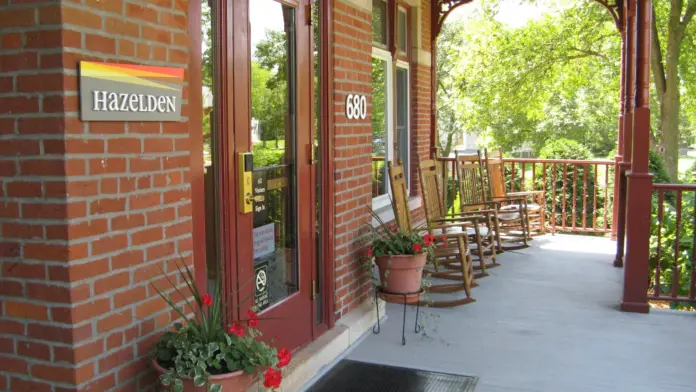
[252,144,284,167]
[649,150,671,185]
[536,139,600,229]
[538,139,592,160]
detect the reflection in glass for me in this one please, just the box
[312,0,323,324]
[250,0,298,309]
[396,67,409,188]
[397,9,407,53]
[201,0,219,294]
[372,57,388,198]
[372,0,387,47]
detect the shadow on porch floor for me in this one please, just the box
[346,234,696,392]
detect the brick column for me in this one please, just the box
[0,1,193,390]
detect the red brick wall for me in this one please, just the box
[0,1,192,390]
[331,0,433,320]
[332,0,374,320]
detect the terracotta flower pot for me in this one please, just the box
[374,253,427,295]
[153,360,255,392]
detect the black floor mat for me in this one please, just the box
[306,360,478,392]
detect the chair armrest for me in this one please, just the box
[507,190,544,197]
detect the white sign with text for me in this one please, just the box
[253,223,275,260]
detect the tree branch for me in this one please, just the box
[590,0,620,30]
[682,0,696,27]
[651,4,666,108]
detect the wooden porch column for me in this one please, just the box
[621,0,653,313]
[614,0,636,268]
[611,20,626,242]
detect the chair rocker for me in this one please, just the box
[418,159,491,279]
[482,149,532,250]
[454,151,503,268]
[387,162,476,308]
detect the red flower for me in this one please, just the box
[390,224,399,232]
[263,367,282,389]
[413,243,422,253]
[246,310,259,327]
[229,323,244,337]
[367,248,373,257]
[423,234,434,246]
[277,348,292,368]
[441,235,448,246]
[202,293,213,307]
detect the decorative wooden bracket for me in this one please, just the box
[433,0,474,38]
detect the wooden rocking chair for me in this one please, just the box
[482,149,531,249]
[485,149,546,237]
[387,162,476,307]
[418,159,492,277]
[454,151,503,266]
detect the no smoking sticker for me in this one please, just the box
[254,261,269,311]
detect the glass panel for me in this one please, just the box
[397,9,407,53]
[250,0,298,309]
[372,0,387,47]
[372,57,388,198]
[202,0,219,294]
[396,67,409,188]
[312,0,323,324]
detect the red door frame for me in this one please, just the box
[189,0,335,348]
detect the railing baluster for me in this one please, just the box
[572,164,578,230]
[532,162,536,189]
[552,163,557,231]
[672,190,682,299]
[582,163,588,230]
[510,161,516,193]
[603,163,609,230]
[521,162,526,191]
[691,192,696,300]
[592,163,598,231]
[562,164,567,230]
[451,161,456,214]
[655,190,664,299]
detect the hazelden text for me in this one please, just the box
[92,91,177,113]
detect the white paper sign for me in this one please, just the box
[253,223,275,259]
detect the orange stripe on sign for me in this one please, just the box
[107,63,184,78]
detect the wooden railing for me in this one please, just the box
[650,184,696,305]
[436,157,616,234]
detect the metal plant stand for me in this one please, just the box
[372,287,423,345]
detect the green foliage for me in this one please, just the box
[649,150,671,185]
[368,208,436,262]
[252,143,284,168]
[437,1,620,157]
[153,261,282,390]
[538,139,592,160]
[682,160,696,183]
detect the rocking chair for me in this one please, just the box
[418,159,492,278]
[482,149,532,249]
[454,151,503,267]
[387,162,477,307]
[485,149,546,237]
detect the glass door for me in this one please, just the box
[233,0,314,351]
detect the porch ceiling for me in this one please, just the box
[347,234,696,392]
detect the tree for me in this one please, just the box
[650,0,696,181]
[437,1,621,157]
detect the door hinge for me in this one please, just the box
[311,280,317,300]
[305,4,312,26]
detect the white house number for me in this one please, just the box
[345,94,367,120]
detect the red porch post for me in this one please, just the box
[611,23,626,242]
[621,0,653,313]
[614,0,636,268]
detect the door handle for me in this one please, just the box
[245,194,265,204]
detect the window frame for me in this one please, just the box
[371,46,395,211]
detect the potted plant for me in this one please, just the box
[152,261,291,392]
[368,211,436,302]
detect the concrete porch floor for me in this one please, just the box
[346,234,696,392]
